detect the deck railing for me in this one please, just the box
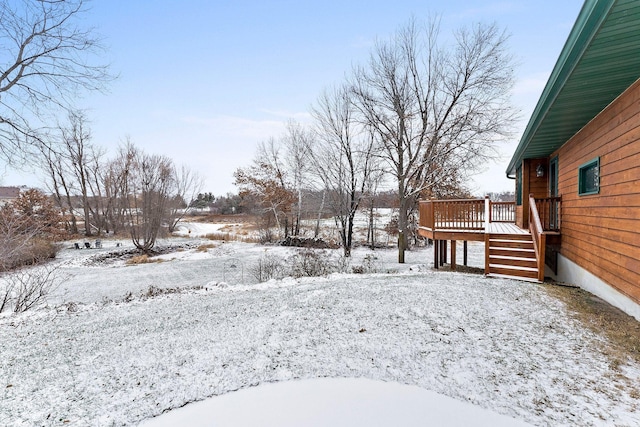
[419,199,485,230]
[529,194,546,282]
[534,196,561,231]
[419,198,517,230]
[490,201,516,223]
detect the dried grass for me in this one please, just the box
[126,254,164,265]
[203,232,259,243]
[543,284,640,366]
[195,243,216,252]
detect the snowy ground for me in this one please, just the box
[139,378,534,427]
[1,230,639,426]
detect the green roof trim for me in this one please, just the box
[506,0,640,177]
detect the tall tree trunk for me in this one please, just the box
[368,198,375,250]
[314,190,326,238]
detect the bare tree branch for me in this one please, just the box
[350,17,518,262]
[0,0,112,164]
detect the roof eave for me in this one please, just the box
[505,0,616,176]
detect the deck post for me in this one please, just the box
[428,199,435,230]
[442,240,447,265]
[484,195,491,275]
[463,241,468,266]
[451,240,457,271]
[484,195,490,232]
[433,239,439,269]
[484,233,490,275]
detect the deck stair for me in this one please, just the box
[487,233,539,281]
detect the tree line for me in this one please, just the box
[235,18,517,261]
[40,112,203,251]
[0,2,517,263]
[0,1,206,253]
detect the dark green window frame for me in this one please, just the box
[578,157,600,196]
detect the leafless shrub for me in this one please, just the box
[352,254,381,274]
[258,227,275,244]
[142,285,202,299]
[290,249,335,278]
[0,264,65,313]
[250,252,285,282]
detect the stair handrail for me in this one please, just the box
[528,194,546,282]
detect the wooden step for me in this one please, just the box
[489,239,534,250]
[484,232,541,283]
[489,255,537,268]
[490,233,532,241]
[489,247,536,258]
[489,264,539,280]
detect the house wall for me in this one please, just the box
[551,77,640,305]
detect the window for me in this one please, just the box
[578,157,600,195]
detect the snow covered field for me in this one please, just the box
[1,232,639,426]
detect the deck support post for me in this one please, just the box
[451,240,457,271]
[433,239,439,269]
[484,233,490,275]
[442,240,447,266]
[463,241,468,266]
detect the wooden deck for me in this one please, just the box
[488,222,528,234]
[418,196,561,282]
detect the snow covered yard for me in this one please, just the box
[1,239,640,426]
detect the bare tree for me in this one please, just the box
[59,111,96,236]
[41,111,106,236]
[122,146,175,252]
[167,164,204,232]
[311,85,377,257]
[0,0,111,164]
[350,18,517,262]
[282,120,313,236]
[40,144,79,234]
[103,142,137,235]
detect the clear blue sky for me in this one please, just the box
[1,0,584,197]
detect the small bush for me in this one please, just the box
[0,238,60,271]
[352,254,380,274]
[259,228,275,244]
[290,249,334,278]
[250,252,285,282]
[0,264,65,313]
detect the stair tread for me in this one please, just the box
[489,233,531,240]
[489,238,532,242]
[489,247,535,253]
[487,273,541,283]
[489,255,537,262]
[489,264,538,272]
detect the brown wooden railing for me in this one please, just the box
[419,199,485,230]
[529,194,546,282]
[490,201,515,223]
[534,196,561,232]
[419,198,517,231]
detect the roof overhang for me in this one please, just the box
[506,0,640,177]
